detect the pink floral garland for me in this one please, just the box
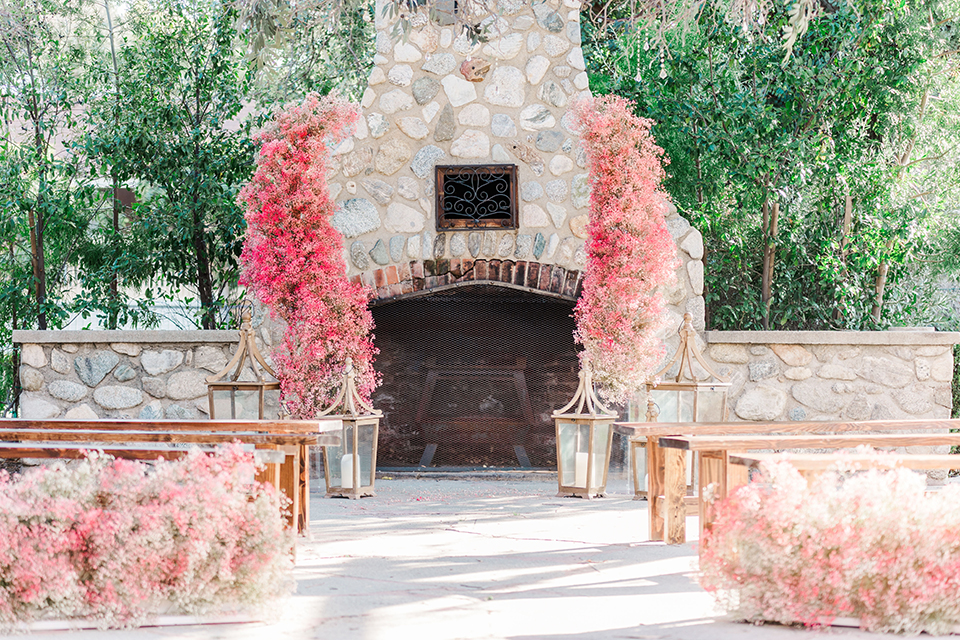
[239,94,379,417]
[571,96,679,403]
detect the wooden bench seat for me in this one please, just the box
[614,418,960,545]
[728,451,960,474]
[0,419,342,534]
[657,430,960,544]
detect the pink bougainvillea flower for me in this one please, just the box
[239,93,379,417]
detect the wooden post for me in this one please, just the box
[255,444,282,489]
[664,447,687,544]
[647,437,664,540]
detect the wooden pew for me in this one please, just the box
[0,419,342,534]
[659,431,960,544]
[615,418,960,544]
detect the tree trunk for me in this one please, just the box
[192,205,216,330]
[833,190,853,323]
[10,241,20,415]
[760,194,779,330]
[871,237,895,324]
[106,0,120,329]
[27,207,46,330]
[108,173,120,329]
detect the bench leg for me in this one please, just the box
[664,447,686,545]
[699,451,726,543]
[278,445,301,531]
[647,438,664,541]
[255,445,282,489]
[726,450,750,494]
[631,439,646,500]
[298,445,309,534]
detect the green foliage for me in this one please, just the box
[104,0,257,330]
[237,0,376,101]
[586,0,954,331]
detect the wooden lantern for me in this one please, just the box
[319,358,382,499]
[640,312,731,541]
[205,309,280,420]
[552,360,617,499]
[645,312,730,424]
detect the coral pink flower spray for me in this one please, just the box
[571,95,679,403]
[239,94,379,417]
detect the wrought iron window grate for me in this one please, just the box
[435,164,518,230]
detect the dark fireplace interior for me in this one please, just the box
[371,284,580,468]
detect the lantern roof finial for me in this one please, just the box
[319,357,383,418]
[651,313,728,386]
[552,356,617,418]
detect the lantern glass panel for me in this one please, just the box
[557,420,579,486]
[650,389,694,423]
[589,421,610,486]
[696,387,726,422]
[326,441,344,488]
[209,387,281,420]
[358,422,377,487]
[340,422,357,488]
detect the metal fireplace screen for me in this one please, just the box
[435,164,517,230]
[371,285,579,468]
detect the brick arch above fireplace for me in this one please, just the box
[351,258,582,305]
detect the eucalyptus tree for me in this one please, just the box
[0,0,97,332]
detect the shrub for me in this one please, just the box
[700,458,960,634]
[0,447,293,630]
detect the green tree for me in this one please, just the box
[110,0,257,329]
[0,0,100,410]
[238,0,376,102]
[587,1,938,330]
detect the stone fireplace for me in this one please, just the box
[320,0,706,466]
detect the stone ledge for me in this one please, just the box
[13,330,239,345]
[706,330,960,346]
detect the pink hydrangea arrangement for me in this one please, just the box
[700,459,960,634]
[239,93,379,418]
[571,96,679,403]
[0,447,293,630]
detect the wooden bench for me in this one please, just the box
[728,451,960,476]
[659,430,960,544]
[0,419,342,534]
[615,418,960,544]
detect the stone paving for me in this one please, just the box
[18,475,888,640]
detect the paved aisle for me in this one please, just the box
[22,478,881,640]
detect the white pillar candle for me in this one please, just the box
[575,452,588,487]
[341,454,354,489]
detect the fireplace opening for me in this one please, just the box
[371,284,579,468]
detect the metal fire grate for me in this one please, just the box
[371,284,580,468]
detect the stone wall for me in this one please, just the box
[705,330,959,422]
[12,325,283,421]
